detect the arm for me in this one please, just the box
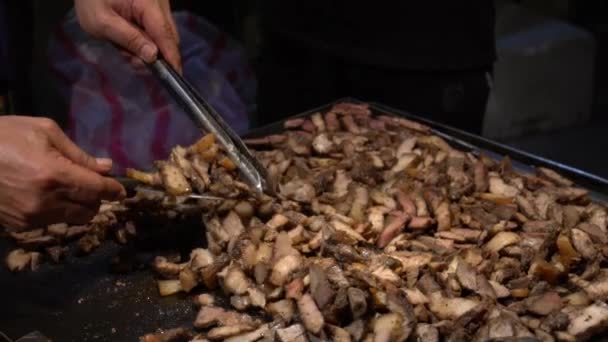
[74,0,182,72]
[0,116,125,230]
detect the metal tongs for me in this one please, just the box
[147,58,274,196]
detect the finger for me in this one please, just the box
[55,162,126,204]
[160,0,180,45]
[42,119,112,173]
[138,2,182,72]
[101,14,158,63]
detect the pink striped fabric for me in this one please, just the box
[48,11,255,174]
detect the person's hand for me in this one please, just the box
[74,0,181,72]
[0,116,126,231]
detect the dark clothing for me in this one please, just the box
[260,1,496,71]
[256,33,491,134]
[255,2,495,134]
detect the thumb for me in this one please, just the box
[47,125,112,173]
[102,14,158,63]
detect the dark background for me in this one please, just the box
[0,0,607,177]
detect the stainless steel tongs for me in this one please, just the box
[147,58,274,195]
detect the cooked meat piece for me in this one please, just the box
[489,176,519,197]
[368,206,388,233]
[428,292,480,321]
[541,312,569,331]
[309,264,334,309]
[179,268,198,292]
[341,115,360,134]
[286,134,312,156]
[484,231,521,254]
[474,160,489,193]
[395,136,417,156]
[378,115,430,133]
[76,234,100,254]
[156,161,191,196]
[454,258,496,298]
[297,294,325,334]
[345,320,365,341]
[347,287,368,319]
[194,293,215,307]
[349,186,369,223]
[576,223,607,244]
[434,201,452,231]
[370,190,397,210]
[323,111,340,131]
[6,249,32,272]
[280,179,316,203]
[189,248,214,271]
[571,229,597,260]
[126,168,161,186]
[153,256,183,278]
[556,234,579,270]
[207,324,257,340]
[587,204,607,231]
[267,214,289,231]
[268,299,296,322]
[396,191,417,216]
[326,324,352,342]
[571,270,608,300]
[157,279,183,296]
[377,211,410,248]
[415,323,439,342]
[412,192,429,217]
[310,112,326,131]
[436,228,480,242]
[47,224,68,237]
[221,211,246,242]
[417,273,442,295]
[312,133,334,154]
[373,313,406,342]
[516,196,538,220]
[331,220,365,244]
[567,302,608,340]
[526,292,563,316]
[536,167,573,187]
[193,306,258,329]
[408,216,435,230]
[65,225,92,240]
[285,118,306,129]
[220,265,251,295]
[271,254,303,286]
[417,135,452,152]
[276,324,308,342]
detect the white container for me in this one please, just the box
[483,2,595,139]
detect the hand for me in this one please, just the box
[0,116,126,230]
[74,0,181,72]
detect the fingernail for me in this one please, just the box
[140,44,157,62]
[96,158,113,169]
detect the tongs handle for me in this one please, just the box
[147,58,273,195]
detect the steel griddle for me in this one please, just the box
[1,98,607,341]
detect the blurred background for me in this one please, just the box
[0,0,606,177]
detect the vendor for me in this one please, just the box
[0,0,178,231]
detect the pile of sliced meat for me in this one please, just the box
[6,102,608,342]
